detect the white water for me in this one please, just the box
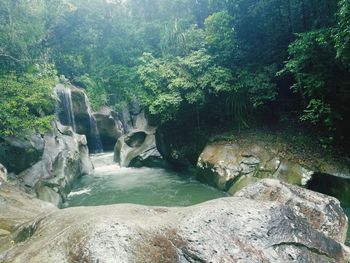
[65,153,227,207]
[83,92,103,153]
[55,85,76,131]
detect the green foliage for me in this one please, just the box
[300,99,333,127]
[204,11,236,66]
[335,0,350,68]
[161,19,186,56]
[0,0,349,145]
[0,64,56,137]
[285,28,349,135]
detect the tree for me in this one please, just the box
[204,11,237,67]
[335,0,350,68]
[284,28,350,138]
[0,64,56,137]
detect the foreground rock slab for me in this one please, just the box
[1,179,348,263]
[0,181,56,253]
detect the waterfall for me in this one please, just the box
[55,84,103,153]
[55,84,76,131]
[83,93,103,154]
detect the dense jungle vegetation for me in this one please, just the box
[0,0,349,151]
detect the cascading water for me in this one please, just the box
[83,93,103,153]
[55,84,76,131]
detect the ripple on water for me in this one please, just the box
[65,153,227,208]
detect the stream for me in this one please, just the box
[65,152,227,208]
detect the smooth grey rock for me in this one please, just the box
[1,179,349,263]
[114,130,163,168]
[36,186,62,207]
[56,84,104,152]
[19,121,93,205]
[0,182,56,253]
[234,179,348,243]
[114,111,164,168]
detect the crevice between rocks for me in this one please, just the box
[272,241,334,260]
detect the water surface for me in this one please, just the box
[65,152,227,207]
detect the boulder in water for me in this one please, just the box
[114,130,164,168]
[1,179,349,262]
[114,109,165,168]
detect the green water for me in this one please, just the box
[65,153,227,208]
[307,173,350,246]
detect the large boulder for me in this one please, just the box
[235,179,348,243]
[94,107,125,151]
[197,141,313,192]
[114,130,163,168]
[114,110,164,168]
[19,122,93,206]
[1,179,349,262]
[0,135,44,174]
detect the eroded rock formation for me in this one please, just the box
[18,122,93,206]
[197,140,350,195]
[114,110,164,168]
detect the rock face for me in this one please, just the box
[197,141,314,193]
[94,107,125,151]
[56,84,104,153]
[0,135,44,174]
[18,122,93,206]
[114,110,164,168]
[1,179,348,263]
[235,179,348,243]
[0,181,56,253]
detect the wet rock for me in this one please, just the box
[0,135,44,174]
[197,142,313,192]
[56,85,103,153]
[94,107,124,151]
[69,87,90,136]
[1,179,348,263]
[114,130,163,168]
[114,111,164,168]
[19,121,93,206]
